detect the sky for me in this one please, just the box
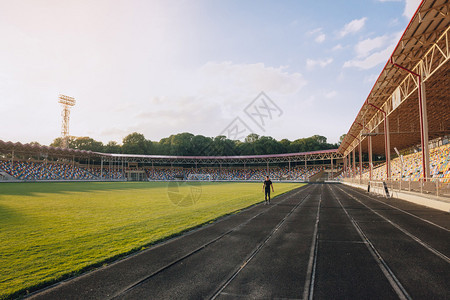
[0,0,422,145]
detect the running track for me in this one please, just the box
[29,183,450,299]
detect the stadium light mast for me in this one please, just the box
[58,94,76,149]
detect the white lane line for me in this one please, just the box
[337,186,450,264]
[302,193,321,300]
[210,188,314,300]
[328,185,411,300]
[345,186,449,232]
[110,185,312,299]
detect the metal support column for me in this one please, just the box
[343,155,347,177]
[391,60,430,180]
[288,160,291,179]
[368,136,373,181]
[367,103,390,180]
[359,139,363,182]
[385,117,391,180]
[420,80,430,179]
[331,158,334,180]
[352,149,356,178]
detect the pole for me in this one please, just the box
[331,158,334,180]
[122,158,124,180]
[343,155,347,177]
[352,148,356,179]
[386,117,391,181]
[391,60,429,181]
[359,139,363,183]
[288,160,291,179]
[368,136,373,181]
[367,103,390,180]
[101,158,103,179]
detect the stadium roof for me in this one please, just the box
[0,139,341,164]
[0,139,95,158]
[339,0,450,156]
[95,149,341,164]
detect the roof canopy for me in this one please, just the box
[0,139,341,164]
[339,0,450,156]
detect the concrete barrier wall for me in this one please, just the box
[342,181,450,213]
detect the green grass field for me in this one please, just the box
[0,181,303,299]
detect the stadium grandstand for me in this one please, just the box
[339,0,450,198]
[0,139,341,182]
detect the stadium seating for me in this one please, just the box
[0,160,323,182]
[0,160,101,181]
[361,143,450,182]
[145,166,323,181]
[5,142,448,183]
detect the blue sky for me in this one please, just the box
[0,0,421,145]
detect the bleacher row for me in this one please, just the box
[145,166,323,181]
[0,160,322,182]
[0,160,124,181]
[2,143,448,182]
[362,143,450,182]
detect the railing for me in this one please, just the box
[342,177,450,198]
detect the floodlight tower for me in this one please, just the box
[58,94,76,148]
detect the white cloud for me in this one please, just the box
[324,90,337,99]
[377,0,420,20]
[306,58,333,70]
[364,73,380,85]
[339,17,367,37]
[404,0,421,19]
[355,35,390,58]
[315,33,326,43]
[379,0,420,19]
[344,32,402,69]
[114,61,308,141]
[344,47,393,69]
[198,61,306,96]
[332,44,344,51]
[308,28,326,43]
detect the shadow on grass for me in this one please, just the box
[0,182,171,197]
[0,204,25,225]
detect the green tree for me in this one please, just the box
[339,134,346,145]
[245,133,259,143]
[50,136,77,148]
[168,133,194,155]
[211,135,236,155]
[191,135,214,156]
[71,137,104,152]
[105,141,121,153]
[254,136,284,154]
[279,139,291,153]
[122,132,150,154]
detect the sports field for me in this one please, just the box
[0,181,303,299]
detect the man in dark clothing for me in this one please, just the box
[262,176,274,204]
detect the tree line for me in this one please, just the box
[49,132,341,156]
